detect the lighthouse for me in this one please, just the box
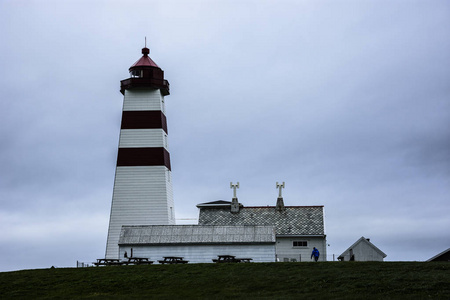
[105,46,175,259]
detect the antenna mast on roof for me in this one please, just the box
[145,36,147,47]
[276,182,286,211]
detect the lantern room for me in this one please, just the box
[120,47,170,96]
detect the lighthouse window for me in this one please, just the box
[130,70,141,78]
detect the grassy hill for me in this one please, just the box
[1,262,448,299]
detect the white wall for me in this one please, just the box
[119,244,276,263]
[276,237,327,262]
[123,90,165,112]
[119,129,169,149]
[341,242,384,261]
[106,166,175,259]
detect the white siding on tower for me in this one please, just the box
[118,129,169,149]
[105,166,174,259]
[123,89,165,112]
[106,84,173,259]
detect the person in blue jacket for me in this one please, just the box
[311,247,320,262]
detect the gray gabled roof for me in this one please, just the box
[198,205,324,236]
[118,225,276,245]
[338,237,387,258]
[196,200,233,207]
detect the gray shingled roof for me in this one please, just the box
[198,205,324,236]
[118,225,276,245]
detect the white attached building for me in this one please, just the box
[118,225,276,263]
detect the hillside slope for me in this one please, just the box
[1,262,448,299]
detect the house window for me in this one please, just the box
[293,241,308,247]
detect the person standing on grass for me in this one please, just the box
[311,247,320,262]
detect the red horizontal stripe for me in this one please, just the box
[121,111,167,133]
[117,147,171,170]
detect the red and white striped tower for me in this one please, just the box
[105,46,175,259]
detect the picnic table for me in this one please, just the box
[94,258,123,266]
[94,257,154,266]
[126,257,154,265]
[212,255,253,263]
[158,256,189,264]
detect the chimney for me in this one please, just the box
[276,182,285,211]
[231,197,240,213]
[276,197,285,211]
[230,182,240,213]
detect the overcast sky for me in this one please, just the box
[1,0,449,272]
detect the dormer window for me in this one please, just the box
[130,69,142,78]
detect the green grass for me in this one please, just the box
[1,262,448,299]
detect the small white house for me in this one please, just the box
[338,237,387,261]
